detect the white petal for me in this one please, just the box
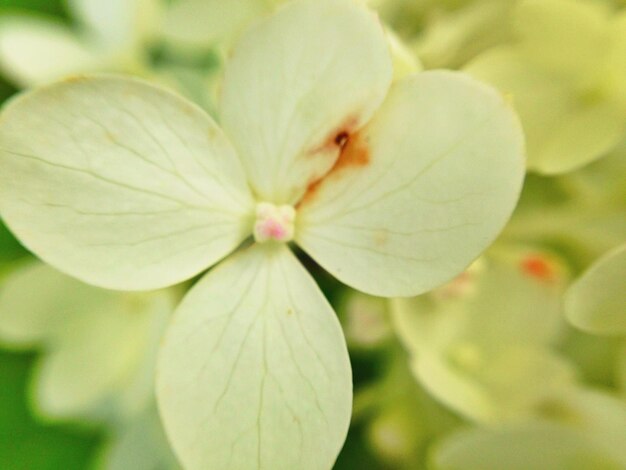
[0,16,101,87]
[565,244,626,335]
[0,76,254,290]
[296,71,525,297]
[157,244,352,470]
[221,0,392,203]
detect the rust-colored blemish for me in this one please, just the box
[520,255,555,282]
[307,116,359,157]
[297,123,370,207]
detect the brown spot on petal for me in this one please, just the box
[297,121,370,207]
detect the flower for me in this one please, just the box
[392,248,574,423]
[0,260,179,468]
[0,261,174,424]
[0,0,524,467]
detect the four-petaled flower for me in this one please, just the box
[0,0,524,468]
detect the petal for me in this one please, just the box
[564,244,626,336]
[220,0,392,203]
[32,288,172,421]
[0,262,175,421]
[432,421,620,470]
[391,255,574,423]
[296,71,525,297]
[0,16,101,87]
[410,348,575,423]
[157,244,352,470]
[161,0,268,50]
[0,76,254,290]
[465,47,626,174]
[95,407,180,470]
[0,262,110,348]
[68,0,161,49]
[513,0,609,80]
[392,250,565,355]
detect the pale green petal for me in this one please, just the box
[162,0,269,50]
[609,13,626,108]
[392,251,574,422]
[0,261,111,348]
[465,47,626,174]
[297,71,525,297]
[221,0,392,204]
[617,343,626,396]
[433,389,626,469]
[95,408,180,470]
[412,347,575,423]
[432,421,623,470]
[0,16,101,87]
[0,262,175,421]
[393,251,565,354]
[513,0,609,81]
[0,76,254,291]
[68,0,161,49]
[565,244,626,335]
[385,28,421,80]
[542,388,626,466]
[157,245,352,469]
[33,289,174,421]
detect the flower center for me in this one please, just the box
[253,202,296,243]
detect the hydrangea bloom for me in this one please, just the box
[0,0,524,467]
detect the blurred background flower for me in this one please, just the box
[0,0,624,469]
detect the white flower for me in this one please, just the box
[0,0,524,467]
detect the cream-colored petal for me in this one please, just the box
[0,76,254,290]
[157,244,352,469]
[297,71,525,297]
[565,244,626,336]
[0,16,101,87]
[220,0,392,203]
